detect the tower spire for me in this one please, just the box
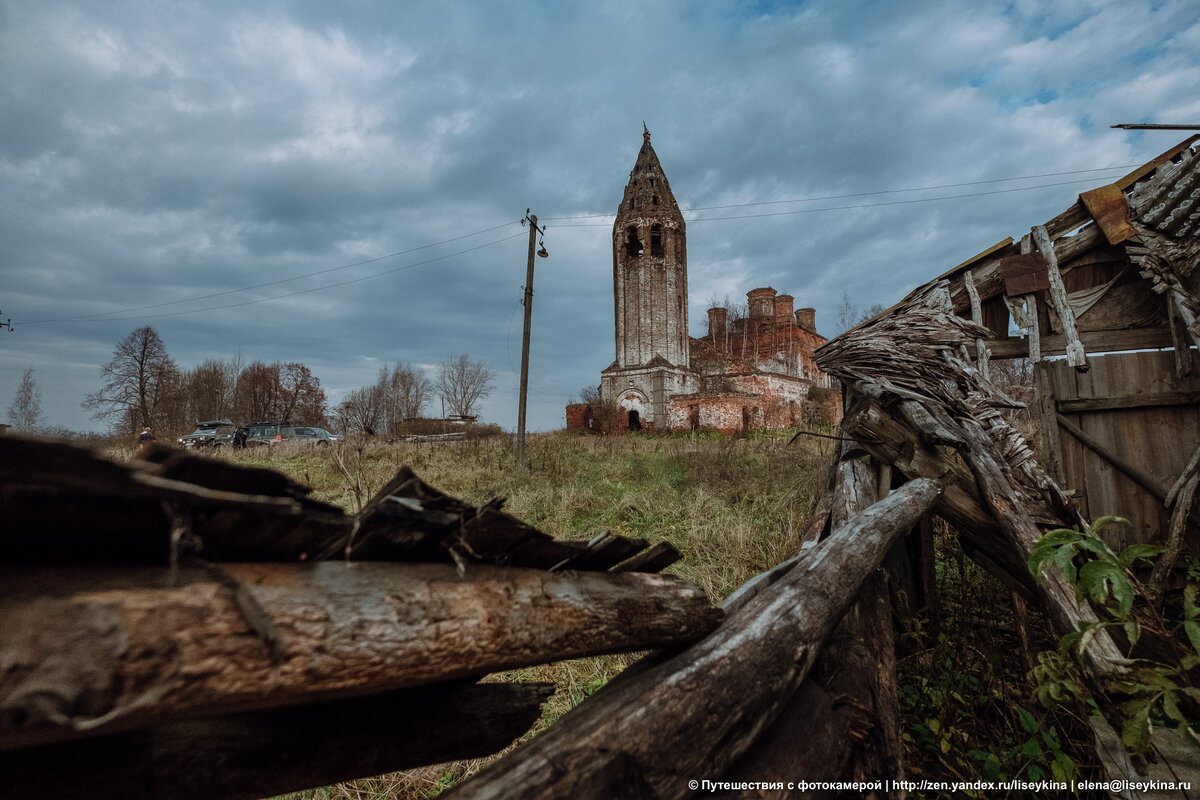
[643,121,650,142]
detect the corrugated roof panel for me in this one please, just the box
[1134,145,1200,237]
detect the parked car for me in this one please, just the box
[178,419,237,449]
[243,423,340,447]
[291,426,339,444]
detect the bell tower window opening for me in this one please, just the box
[626,226,643,258]
[650,224,663,257]
[652,195,659,206]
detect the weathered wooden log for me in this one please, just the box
[0,681,553,800]
[444,478,943,800]
[0,562,721,750]
[712,683,852,800]
[840,393,1037,595]
[823,454,904,794]
[714,450,903,800]
[953,415,1126,671]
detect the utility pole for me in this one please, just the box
[516,210,547,471]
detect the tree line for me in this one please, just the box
[2,325,497,439]
[80,326,329,437]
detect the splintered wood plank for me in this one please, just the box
[0,682,554,800]
[1080,184,1137,245]
[609,541,682,573]
[0,438,353,565]
[0,562,721,751]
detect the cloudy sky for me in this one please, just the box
[2,0,1198,433]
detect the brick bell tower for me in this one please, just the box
[600,124,697,428]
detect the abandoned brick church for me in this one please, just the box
[567,127,836,433]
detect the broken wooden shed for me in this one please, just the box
[808,134,1200,790]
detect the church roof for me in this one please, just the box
[616,126,684,227]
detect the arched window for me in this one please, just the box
[626,226,643,258]
[650,224,663,257]
[652,195,659,206]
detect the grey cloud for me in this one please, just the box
[3,0,1198,433]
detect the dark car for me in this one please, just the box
[292,426,340,444]
[243,423,339,447]
[243,422,287,446]
[178,419,237,449]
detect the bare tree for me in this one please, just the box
[838,292,888,334]
[383,362,432,430]
[278,362,326,425]
[837,291,858,333]
[230,361,326,425]
[578,384,621,433]
[83,326,184,435]
[8,368,42,431]
[232,361,280,423]
[436,354,494,418]
[337,385,385,435]
[186,359,235,421]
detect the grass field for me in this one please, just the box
[134,428,1090,799]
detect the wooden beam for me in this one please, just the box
[1054,413,1171,504]
[1056,390,1200,414]
[965,269,991,382]
[1032,223,1088,370]
[0,682,553,800]
[984,326,1176,359]
[1034,361,1066,485]
[0,562,721,751]
[722,449,906,796]
[446,479,944,800]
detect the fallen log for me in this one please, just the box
[444,478,943,800]
[0,562,721,750]
[717,450,904,799]
[0,681,553,800]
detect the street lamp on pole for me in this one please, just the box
[516,210,547,471]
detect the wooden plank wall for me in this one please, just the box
[1049,350,1200,551]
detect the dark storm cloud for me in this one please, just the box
[2,0,1198,431]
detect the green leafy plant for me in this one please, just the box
[897,628,1079,794]
[1028,517,1200,754]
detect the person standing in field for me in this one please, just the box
[137,426,156,456]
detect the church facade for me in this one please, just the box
[568,127,835,434]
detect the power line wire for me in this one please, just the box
[541,165,1138,222]
[18,221,521,325]
[34,231,527,325]
[550,174,1130,227]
